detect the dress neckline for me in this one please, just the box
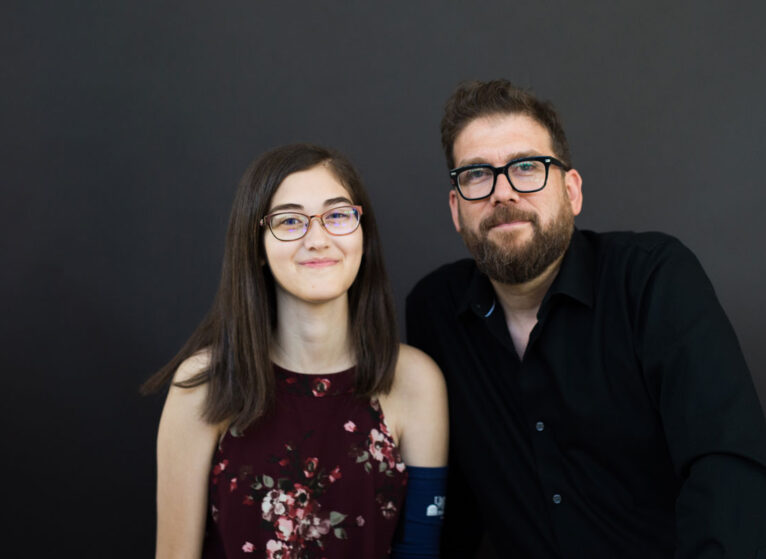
[273,363,356,397]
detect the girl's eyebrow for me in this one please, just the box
[269,197,353,213]
[323,196,353,207]
[268,202,303,213]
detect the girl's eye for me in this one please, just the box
[326,211,351,221]
[274,214,305,227]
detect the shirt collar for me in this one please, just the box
[544,228,595,309]
[458,228,595,319]
[458,263,498,318]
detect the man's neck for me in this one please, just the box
[490,253,565,359]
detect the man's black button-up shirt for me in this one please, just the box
[406,229,766,558]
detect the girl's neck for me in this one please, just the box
[271,292,354,374]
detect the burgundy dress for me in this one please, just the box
[202,365,408,559]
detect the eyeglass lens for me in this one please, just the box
[457,159,548,198]
[268,207,359,240]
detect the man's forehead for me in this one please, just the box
[453,112,554,166]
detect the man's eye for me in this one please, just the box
[511,161,542,173]
[461,168,492,183]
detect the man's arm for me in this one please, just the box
[635,239,766,558]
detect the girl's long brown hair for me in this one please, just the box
[141,144,399,433]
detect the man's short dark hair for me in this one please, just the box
[441,79,572,170]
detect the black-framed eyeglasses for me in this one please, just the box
[449,156,570,200]
[260,205,363,241]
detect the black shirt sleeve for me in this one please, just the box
[634,238,766,558]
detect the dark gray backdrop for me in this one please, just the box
[4,2,765,556]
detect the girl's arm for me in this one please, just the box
[383,344,449,559]
[155,353,223,559]
[389,344,449,468]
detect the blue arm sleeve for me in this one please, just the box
[391,466,448,559]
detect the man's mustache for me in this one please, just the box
[480,206,539,234]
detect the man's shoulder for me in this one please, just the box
[581,229,695,269]
[407,258,477,305]
[579,230,703,289]
[582,229,683,255]
[412,257,477,285]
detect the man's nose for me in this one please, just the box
[490,171,520,204]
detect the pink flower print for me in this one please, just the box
[275,516,295,541]
[242,541,254,553]
[304,514,332,539]
[285,376,298,384]
[356,515,365,527]
[378,418,393,438]
[380,500,397,520]
[289,484,312,519]
[211,504,219,523]
[278,457,289,467]
[368,428,397,468]
[344,420,357,432]
[311,378,331,397]
[304,457,318,478]
[243,495,254,506]
[266,539,291,559]
[229,477,238,492]
[262,489,296,522]
[328,465,342,483]
[212,459,228,475]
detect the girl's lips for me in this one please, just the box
[299,259,338,268]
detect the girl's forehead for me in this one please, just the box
[270,165,352,209]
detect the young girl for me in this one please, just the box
[144,144,448,558]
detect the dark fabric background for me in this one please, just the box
[3,2,764,556]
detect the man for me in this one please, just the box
[406,79,766,558]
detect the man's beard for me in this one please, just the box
[458,201,574,285]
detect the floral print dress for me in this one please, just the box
[202,365,408,559]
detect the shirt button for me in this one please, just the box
[535,421,545,432]
[552,494,562,504]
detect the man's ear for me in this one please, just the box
[564,168,583,216]
[449,189,462,232]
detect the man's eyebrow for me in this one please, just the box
[456,150,543,167]
[268,197,353,213]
